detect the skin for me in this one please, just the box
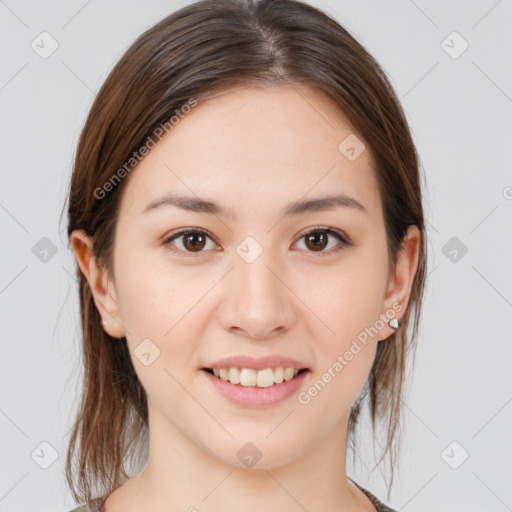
[71,84,420,512]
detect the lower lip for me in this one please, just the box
[202,369,310,408]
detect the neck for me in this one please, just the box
[116,406,369,512]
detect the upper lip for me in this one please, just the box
[204,355,310,371]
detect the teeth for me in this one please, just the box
[211,367,302,387]
[240,368,257,386]
[228,367,240,384]
[256,368,274,388]
[284,367,295,381]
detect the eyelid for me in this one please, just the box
[296,225,351,244]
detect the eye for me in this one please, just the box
[293,226,352,255]
[162,226,352,257]
[163,228,218,255]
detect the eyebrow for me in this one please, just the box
[142,192,368,219]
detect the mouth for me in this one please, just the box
[202,367,310,388]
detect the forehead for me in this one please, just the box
[118,84,381,221]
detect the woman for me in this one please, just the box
[65,1,427,510]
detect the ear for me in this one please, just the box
[380,224,421,339]
[69,229,126,339]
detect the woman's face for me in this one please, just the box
[80,84,418,469]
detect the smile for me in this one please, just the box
[202,367,311,408]
[204,366,308,387]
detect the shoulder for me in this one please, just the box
[67,496,106,512]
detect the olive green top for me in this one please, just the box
[352,480,398,512]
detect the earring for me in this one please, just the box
[102,320,108,326]
[388,318,399,329]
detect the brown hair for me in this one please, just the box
[64,0,427,504]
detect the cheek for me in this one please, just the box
[294,249,387,402]
[296,268,383,412]
[299,256,388,346]
[114,246,199,331]
[114,253,213,379]
[114,264,203,404]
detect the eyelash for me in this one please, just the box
[162,226,353,257]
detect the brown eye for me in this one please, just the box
[295,227,351,255]
[163,229,216,255]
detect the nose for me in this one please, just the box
[217,252,294,340]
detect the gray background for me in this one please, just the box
[1,0,511,510]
